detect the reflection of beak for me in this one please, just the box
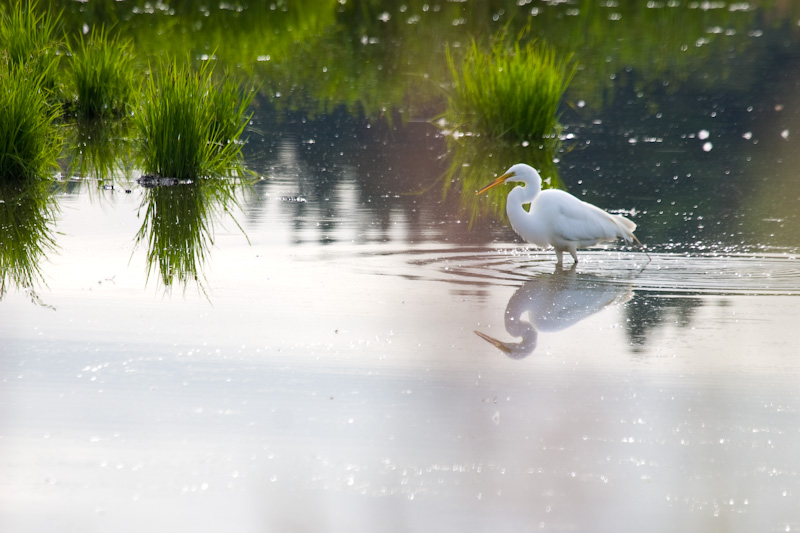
[476,171,516,195]
[474,330,514,355]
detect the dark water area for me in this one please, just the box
[2,1,800,532]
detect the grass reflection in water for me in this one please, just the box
[134,178,247,293]
[0,179,57,304]
[65,118,135,184]
[444,134,563,227]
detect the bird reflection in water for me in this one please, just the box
[475,265,632,359]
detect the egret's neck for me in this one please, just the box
[502,315,537,359]
[505,180,545,245]
[514,180,540,205]
[506,181,540,217]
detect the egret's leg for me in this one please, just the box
[631,234,652,263]
[568,246,578,264]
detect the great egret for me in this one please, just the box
[477,163,649,264]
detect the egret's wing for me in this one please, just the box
[545,191,635,243]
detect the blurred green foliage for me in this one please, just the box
[37,0,800,122]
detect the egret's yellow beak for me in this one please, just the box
[476,171,515,195]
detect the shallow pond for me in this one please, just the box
[3,2,800,532]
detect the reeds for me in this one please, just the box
[0,1,63,183]
[445,37,576,141]
[67,26,136,118]
[135,60,254,179]
[0,0,60,62]
[0,65,62,182]
[0,0,63,99]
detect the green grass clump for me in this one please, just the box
[135,60,254,179]
[0,0,60,64]
[67,26,136,118]
[0,0,63,99]
[445,37,576,141]
[0,65,63,182]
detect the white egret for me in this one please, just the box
[477,163,650,264]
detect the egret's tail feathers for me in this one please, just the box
[611,214,637,243]
[610,213,651,262]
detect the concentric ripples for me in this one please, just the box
[353,246,800,295]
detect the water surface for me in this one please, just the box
[3,2,800,532]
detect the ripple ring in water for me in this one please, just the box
[354,248,800,295]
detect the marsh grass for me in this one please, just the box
[136,60,254,179]
[445,36,576,141]
[0,0,63,100]
[67,26,136,118]
[0,179,57,303]
[134,179,245,293]
[0,65,63,182]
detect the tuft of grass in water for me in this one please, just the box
[445,36,576,142]
[0,0,63,100]
[0,64,63,182]
[66,26,137,118]
[135,60,254,180]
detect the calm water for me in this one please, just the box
[3,2,800,532]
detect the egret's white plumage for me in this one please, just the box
[477,163,648,264]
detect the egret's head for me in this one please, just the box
[476,163,540,195]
